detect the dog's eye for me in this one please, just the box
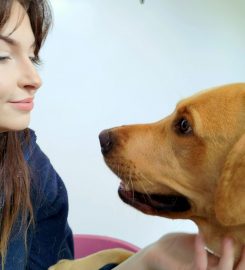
[175,118,193,135]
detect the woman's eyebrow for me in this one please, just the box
[0,34,17,46]
[0,34,35,48]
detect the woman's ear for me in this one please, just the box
[215,133,245,226]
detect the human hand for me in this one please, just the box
[193,235,245,270]
[192,234,245,270]
[114,233,245,270]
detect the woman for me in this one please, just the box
[0,0,73,269]
[0,0,244,269]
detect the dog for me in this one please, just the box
[99,83,245,260]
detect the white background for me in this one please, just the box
[31,0,245,248]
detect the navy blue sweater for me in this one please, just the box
[2,130,74,269]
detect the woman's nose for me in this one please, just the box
[18,59,42,91]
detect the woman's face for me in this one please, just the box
[0,1,42,132]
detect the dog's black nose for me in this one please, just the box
[99,129,113,155]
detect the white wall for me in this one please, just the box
[30,0,245,248]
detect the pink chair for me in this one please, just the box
[73,234,140,259]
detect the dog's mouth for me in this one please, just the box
[118,183,191,215]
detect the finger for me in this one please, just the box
[218,237,235,270]
[193,234,208,269]
[236,246,245,270]
[207,252,219,267]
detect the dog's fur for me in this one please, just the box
[101,83,245,260]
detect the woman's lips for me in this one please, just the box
[9,98,34,111]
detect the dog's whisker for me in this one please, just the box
[138,180,152,202]
[128,169,132,191]
[117,163,121,179]
[128,170,136,203]
[139,172,154,187]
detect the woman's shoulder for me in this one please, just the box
[22,129,69,213]
[22,128,58,183]
[20,128,56,194]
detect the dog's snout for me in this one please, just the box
[99,129,114,155]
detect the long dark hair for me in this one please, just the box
[0,0,52,264]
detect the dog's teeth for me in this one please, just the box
[119,181,130,191]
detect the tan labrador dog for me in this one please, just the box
[99,83,245,261]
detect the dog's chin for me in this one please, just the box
[118,183,191,215]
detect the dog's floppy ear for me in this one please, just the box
[215,133,245,226]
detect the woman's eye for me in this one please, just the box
[29,56,41,66]
[175,118,193,135]
[0,56,10,62]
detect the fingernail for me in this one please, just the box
[224,237,233,247]
[196,234,205,250]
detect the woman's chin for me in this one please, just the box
[0,117,30,132]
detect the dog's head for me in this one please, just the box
[99,83,245,256]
